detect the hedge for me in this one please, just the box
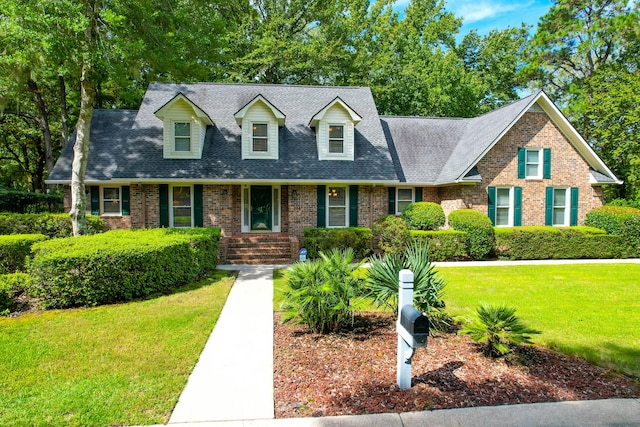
[0,234,49,274]
[0,273,33,314]
[448,209,495,260]
[372,215,410,257]
[494,226,630,260]
[0,213,105,238]
[0,189,63,213]
[585,206,640,257]
[401,202,446,230]
[410,230,467,261]
[302,227,372,259]
[27,227,221,308]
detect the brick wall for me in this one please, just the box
[287,185,317,238]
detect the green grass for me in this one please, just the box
[0,270,234,427]
[438,264,640,378]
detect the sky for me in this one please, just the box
[393,0,554,37]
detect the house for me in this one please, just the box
[47,83,621,263]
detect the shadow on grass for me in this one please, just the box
[147,269,238,299]
[545,340,640,379]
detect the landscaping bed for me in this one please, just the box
[273,313,640,418]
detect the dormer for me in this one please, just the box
[154,93,213,159]
[234,95,285,160]
[310,97,361,161]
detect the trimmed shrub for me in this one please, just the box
[27,228,221,308]
[372,215,411,257]
[448,209,494,260]
[0,234,49,273]
[410,230,467,261]
[494,226,629,259]
[401,202,446,230]
[0,189,63,213]
[585,206,640,257]
[607,198,640,209]
[0,273,33,313]
[0,213,105,237]
[302,227,372,260]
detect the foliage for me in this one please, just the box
[0,213,105,238]
[365,240,450,332]
[585,206,640,256]
[410,230,467,261]
[0,272,33,314]
[401,202,445,230]
[27,228,221,308]
[281,248,366,334]
[0,234,48,273]
[459,303,541,358]
[448,209,495,260]
[0,188,63,213]
[607,198,640,209]
[372,215,411,257]
[302,227,372,260]
[494,226,630,260]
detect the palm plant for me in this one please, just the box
[459,303,541,358]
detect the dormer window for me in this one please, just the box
[252,123,269,152]
[174,122,191,152]
[329,125,344,154]
[234,95,285,160]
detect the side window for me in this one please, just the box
[171,186,193,228]
[327,186,348,227]
[328,125,344,154]
[252,123,268,152]
[396,188,414,214]
[174,122,191,152]
[102,187,121,215]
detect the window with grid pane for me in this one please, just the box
[526,149,541,178]
[327,186,347,227]
[252,123,268,152]
[553,188,568,225]
[172,186,192,228]
[396,188,414,214]
[174,122,191,152]
[495,188,511,226]
[329,125,344,153]
[102,187,121,214]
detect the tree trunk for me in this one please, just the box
[70,64,95,236]
[26,79,55,183]
[59,75,70,145]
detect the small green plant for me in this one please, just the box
[401,202,445,230]
[372,215,410,257]
[281,248,366,333]
[459,303,541,358]
[448,209,494,260]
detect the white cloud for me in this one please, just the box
[448,0,534,24]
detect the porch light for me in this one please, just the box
[328,188,338,197]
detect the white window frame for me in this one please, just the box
[328,124,344,154]
[396,188,415,215]
[173,121,192,153]
[170,185,194,228]
[552,187,570,226]
[495,187,514,227]
[525,148,543,179]
[327,186,349,228]
[101,186,122,216]
[251,122,269,153]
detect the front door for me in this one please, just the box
[250,185,272,231]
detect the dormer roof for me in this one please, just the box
[234,94,286,127]
[309,96,362,128]
[154,92,213,125]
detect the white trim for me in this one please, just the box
[395,187,415,215]
[525,147,543,179]
[309,97,362,128]
[170,184,194,228]
[551,187,571,227]
[101,185,122,216]
[154,92,213,125]
[494,187,514,227]
[326,185,349,228]
[240,184,282,233]
[251,122,270,153]
[173,121,192,153]
[234,94,285,127]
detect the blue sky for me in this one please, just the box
[393,0,553,37]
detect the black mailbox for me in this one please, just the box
[400,305,430,346]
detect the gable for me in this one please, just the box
[311,98,361,161]
[237,99,281,160]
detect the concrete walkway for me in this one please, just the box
[164,261,640,426]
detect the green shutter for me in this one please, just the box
[570,187,579,226]
[121,186,130,216]
[517,148,526,179]
[388,186,396,214]
[90,186,100,215]
[415,187,423,202]
[514,186,522,226]
[349,185,358,227]
[487,186,496,225]
[317,185,326,228]
[194,184,203,227]
[159,184,169,227]
[545,187,554,226]
[543,148,551,179]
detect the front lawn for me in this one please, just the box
[438,264,640,378]
[0,270,234,427]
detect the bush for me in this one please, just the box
[0,189,63,213]
[372,215,411,257]
[0,213,105,237]
[365,240,450,332]
[0,234,49,273]
[459,303,541,358]
[410,230,467,261]
[494,226,630,259]
[0,273,33,314]
[448,209,494,260]
[27,228,221,308]
[585,206,640,257]
[302,227,372,260]
[401,202,445,230]
[606,198,640,209]
[281,248,366,333]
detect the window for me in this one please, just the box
[519,148,551,179]
[102,187,121,215]
[174,122,191,152]
[252,123,268,152]
[552,188,569,226]
[488,186,521,227]
[327,186,347,227]
[495,188,512,226]
[396,188,414,214]
[328,125,344,154]
[171,186,192,228]
[525,149,541,178]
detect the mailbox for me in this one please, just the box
[398,305,430,348]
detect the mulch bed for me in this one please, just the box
[273,313,640,418]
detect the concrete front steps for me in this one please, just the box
[221,233,298,265]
